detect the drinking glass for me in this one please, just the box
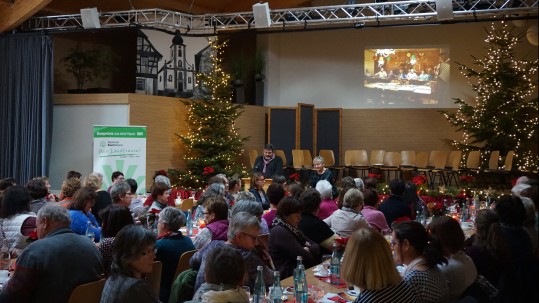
[309,286,325,302]
[382,229,392,244]
[242,286,252,303]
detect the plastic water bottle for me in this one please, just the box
[186,209,193,236]
[0,238,10,271]
[330,242,341,285]
[270,271,283,303]
[294,264,308,303]
[461,202,468,222]
[253,265,266,303]
[85,221,95,242]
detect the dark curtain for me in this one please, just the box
[0,33,54,184]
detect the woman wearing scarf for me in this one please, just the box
[268,196,321,278]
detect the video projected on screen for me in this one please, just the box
[364,48,450,107]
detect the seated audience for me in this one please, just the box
[340,176,357,190]
[197,182,225,207]
[66,170,82,180]
[68,186,101,242]
[190,212,273,292]
[354,178,365,191]
[110,180,133,208]
[341,227,418,303]
[0,185,37,257]
[99,204,135,276]
[428,216,477,300]
[187,245,249,303]
[0,204,103,303]
[392,221,449,303]
[156,207,195,303]
[315,180,338,220]
[106,171,124,193]
[26,178,50,213]
[378,179,412,227]
[363,177,377,190]
[143,172,177,207]
[269,197,320,278]
[193,196,230,249]
[324,188,370,237]
[84,174,112,225]
[493,194,538,302]
[100,225,159,303]
[298,189,340,254]
[287,181,304,198]
[148,182,170,212]
[228,175,242,200]
[249,172,270,210]
[262,183,286,229]
[59,177,81,207]
[231,199,269,235]
[336,187,352,210]
[361,188,389,233]
[520,196,538,256]
[126,178,145,219]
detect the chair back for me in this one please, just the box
[466,151,481,169]
[503,151,515,171]
[383,152,401,167]
[248,149,259,168]
[401,151,416,166]
[353,150,369,166]
[180,198,194,212]
[344,150,355,166]
[145,261,162,297]
[370,150,385,165]
[67,278,106,303]
[319,150,336,166]
[487,151,500,170]
[430,150,449,169]
[172,249,198,285]
[449,150,463,171]
[446,150,460,168]
[303,150,313,167]
[415,151,429,169]
[274,149,287,166]
[292,149,304,168]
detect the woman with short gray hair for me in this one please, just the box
[232,199,269,234]
[315,180,338,220]
[309,156,337,198]
[155,207,195,302]
[324,188,370,237]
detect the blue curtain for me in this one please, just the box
[0,33,54,184]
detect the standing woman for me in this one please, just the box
[341,227,418,303]
[249,172,269,210]
[0,185,37,257]
[392,221,449,303]
[100,225,159,303]
[68,187,101,243]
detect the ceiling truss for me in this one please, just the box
[23,0,539,35]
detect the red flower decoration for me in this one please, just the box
[149,208,161,214]
[335,237,349,246]
[289,173,300,181]
[411,176,427,186]
[26,230,38,243]
[202,166,215,175]
[367,173,382,179]
[155,169,168,177]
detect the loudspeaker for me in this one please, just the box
[80,7,101,29]
[252,2,271,28]
[436,0,454,21]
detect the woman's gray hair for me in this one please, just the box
[90,171,103,179]
[343,188,364,209]
[158,206,186,231]
[198,183,225,205]
[110,181,131,202]
[315,180,333,199]
[236,191,256,201]
[231,200,263,218]
[313,156,325,165]
[155,175,171,188]
[354,178,365,191]
[227,211,260,240]
[37,203,71,225]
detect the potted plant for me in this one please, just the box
[61,43,93,93]
[87,47,117,93]
[254,50,266,82]
[231,59,245,87]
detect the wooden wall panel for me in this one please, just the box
[342,109,460,160]
[236,105,268,167]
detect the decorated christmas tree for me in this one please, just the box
[174,38,248,189]
[440,21,538,170]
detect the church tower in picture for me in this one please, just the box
[157,31,195,97]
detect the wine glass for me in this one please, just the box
[309,286,325,302]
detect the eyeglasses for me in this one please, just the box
[240,232,258,242]
[202,212,210,215]
[141,248,157,256]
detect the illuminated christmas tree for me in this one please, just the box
[176,38,248,189]
[441,21,538,170]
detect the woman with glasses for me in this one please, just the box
[100,225,159,303]
[192,196,230,249]
[249,172,270,210]
[68,186,101,243]
[392,221,449,303]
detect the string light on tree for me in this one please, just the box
[440,21,538,171]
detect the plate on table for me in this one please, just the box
[337,290,358,301]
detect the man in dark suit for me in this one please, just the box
[252,144,283,179]
[378,179,412,227]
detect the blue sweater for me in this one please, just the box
[69,210,102,242]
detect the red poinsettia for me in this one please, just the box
[149,208,161,214]
[26,230,38,243]
[289,173,300,182]
[367,173,382,179]
[202,166,215,175]
[335,237,349,251]
[411,175,427,186]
